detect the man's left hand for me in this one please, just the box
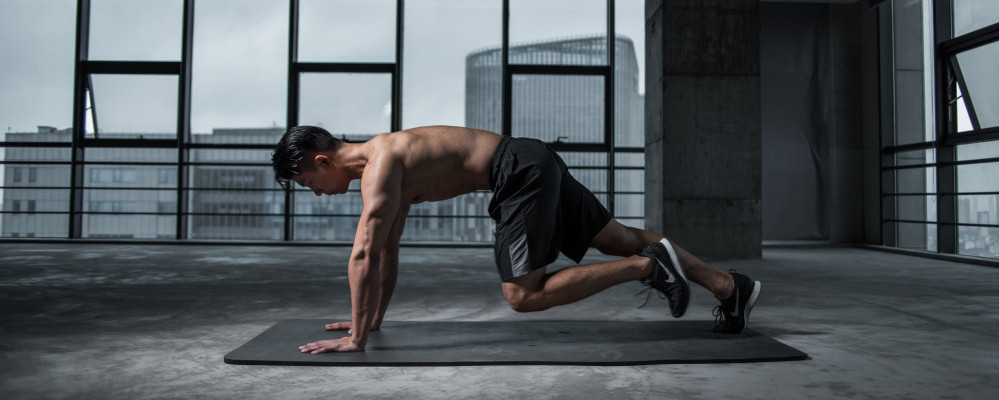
[299,337,362,354]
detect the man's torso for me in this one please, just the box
[365,126,502,206]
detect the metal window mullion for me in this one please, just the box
[285,0,300,242]
[935,0,957,254]
[176,0,194,240]
[607,0,615,216]
[393,0,404,132]
[70,0,92,239]
[501,0,510,137]
[879,3,895,246]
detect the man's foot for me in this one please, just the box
[713,270,761,334]
[638,239,690,318]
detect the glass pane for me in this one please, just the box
[188,190,282,214]
[191,128,285,146]
[294,216,359,241]
[88,74,178,138]
[189,165,280,190]
[892,0,929,146]
[401,215,494,242]
[299,73,391,140]
[82,188,175,207]
[509,0,607,65]
[294,184,363,215]
[958,225,999,259]
[894,167,935,194]
[894,149,934,166]
[956,85,974,133]
[83,214,175,239]
[894,69,925,146]
[84,165,172,188]
[0,0,76,135]
[190,214,283,240]
[466,47,503,133]
[298,0,396,63]
[512,75,604,143]
[615,168,643,191]
[560,152,608,201]
[615,193,643,218]
[406,192,494,242]
[192,0,287,137]
[615,152,644,167]
[85,148,177,163]
[958,194,999,224]
[957,141,999,161]
[896,222,937,252]
[87,0,182,61]
[953,42,999,130]
[2,162,70,188]
[188,156,283,241]
[894,195,937,222]
[958,161,999,193]
[189,149,277,170]
[402,0,500,129]
[615,0,644,148]
[1,146,72,163]
[1,197,70,238]
[953,0,999,37]
[81,188,176,238]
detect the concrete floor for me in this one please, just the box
[1,243,997,399]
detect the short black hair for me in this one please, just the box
[271,126,343,190]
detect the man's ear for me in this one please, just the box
[313,154,332,168]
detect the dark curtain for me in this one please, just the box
[760,2,830,240]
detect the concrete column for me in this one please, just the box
[645,0,761,260]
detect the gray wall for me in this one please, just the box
[645,0,762,260]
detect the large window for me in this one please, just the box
[880,0,999,259]
[1,0,646,243]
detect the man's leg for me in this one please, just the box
[590,220,735,300]
[501,255,652,312]
[500,219,735,312]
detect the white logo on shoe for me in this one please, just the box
[657,259,676,283]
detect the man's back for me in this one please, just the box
[369,126,502,205]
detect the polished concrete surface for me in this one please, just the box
[1,243,997,399]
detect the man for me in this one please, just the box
[271,125,761,354]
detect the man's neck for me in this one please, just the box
[332,142,369,179]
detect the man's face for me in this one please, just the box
[292,156,350,196]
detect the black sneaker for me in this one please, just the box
[713,270,761,334]
[638,239,690,318]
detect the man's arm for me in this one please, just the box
[325,204,408,332]
[372,204,408,327]
[299,151,403,354]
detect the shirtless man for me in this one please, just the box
[271,125,762,353]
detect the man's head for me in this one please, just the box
[272,125,344,191]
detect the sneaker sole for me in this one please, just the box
[659,238,690,318]
[743,280,762,330]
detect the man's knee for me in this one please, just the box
[504,292,548,313]
[503,271,549,312]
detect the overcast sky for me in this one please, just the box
[0,0,645,137]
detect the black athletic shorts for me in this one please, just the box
[488,136,613,281]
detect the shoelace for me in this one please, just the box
[712,305,728,329]
[634,284,667,308]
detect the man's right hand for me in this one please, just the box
[325,321,381,334]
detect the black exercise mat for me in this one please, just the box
[224,319,808,366]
